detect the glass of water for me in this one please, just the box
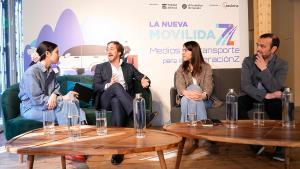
[95,109,107,136]
[187,112,197,126]
[187,101,197,127]
[253,103,264,126]
[43,110,55,136]
[68,111,81,141]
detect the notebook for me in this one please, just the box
[73,83,93,103]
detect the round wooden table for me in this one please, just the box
[6,126,181,169]
[164,120,300,169]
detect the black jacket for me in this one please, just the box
[92,61,150,109]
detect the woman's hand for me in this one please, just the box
[182,90,207,101]
[62,91,79,100]
[48,93,57,110]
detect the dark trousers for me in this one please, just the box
[100,83,133,127]
[238,95,282,120]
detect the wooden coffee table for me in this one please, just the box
[6,126,181,169]
[164,120,300,169]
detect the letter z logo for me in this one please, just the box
[216,24,237,46]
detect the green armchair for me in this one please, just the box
[1,84,43,140]
[1,75,153,140]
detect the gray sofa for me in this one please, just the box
[170,68,241,123]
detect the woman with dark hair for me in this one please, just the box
[175,41,213,154]
[19,41,86,125]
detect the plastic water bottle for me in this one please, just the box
[67,93,81,141]
[282,88,295,128]
[133,93,146,138]
[226,89,238,128]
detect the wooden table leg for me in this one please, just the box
[285,148,290,169]
[27,155,34,169]
[157,150,167,169]
[61,156,66,169]
[19,154,24,163]
[175,137,186,169]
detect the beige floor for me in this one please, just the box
[1,130,300,169]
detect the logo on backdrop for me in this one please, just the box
[181,4,203,9]
[216,24,237,46]
[222,2,239,8]
[149,21,237,46]
[161,4,177,9]
[148,21,240,64]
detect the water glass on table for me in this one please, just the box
[253,103,264,126]
[68,111,81,141]
[188,112,197,127]
[95,109,107,136]
[43,110,55,136]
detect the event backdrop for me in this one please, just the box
[23,0,249,125]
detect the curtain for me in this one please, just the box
[0,0,6,94]
[0,0,23,123]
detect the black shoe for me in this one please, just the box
[146,111,159,128]
[111,154,124,165]
[207,141,219,154]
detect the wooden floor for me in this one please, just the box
[1,130,300,169]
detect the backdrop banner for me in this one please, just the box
[23,0,248,125]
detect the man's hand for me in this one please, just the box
[111,74,119,84]
[182,90,206,101]
[106,74,119,88]
[255,54,268,71]
[141,76,150,88]
[48,93,57,110]
[265,91,282,99]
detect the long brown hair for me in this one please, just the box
[182,41,206,76]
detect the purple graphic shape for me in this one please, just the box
[24,9,84,70]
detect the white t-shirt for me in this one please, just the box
[192,77,197,85]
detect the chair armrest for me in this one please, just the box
[170,87,178,107]
[5,117,43,140]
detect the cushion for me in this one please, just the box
[66,81,93,108]
[56,75,93,95]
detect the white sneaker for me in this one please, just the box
[256,146,265,155]
[273,153,285,162]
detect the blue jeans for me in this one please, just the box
[21,99,87,125]
[180,84,212,122]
